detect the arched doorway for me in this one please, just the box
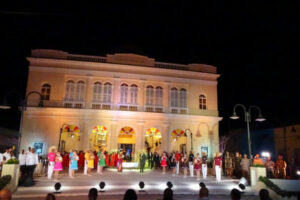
[90,125,108,151]
[170,129,187,153]
[60,125,80,152]
[145,128,162,153]
[118,127,136,161]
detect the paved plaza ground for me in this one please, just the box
[13,169,257,200]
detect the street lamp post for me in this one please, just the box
[230,104,266,157]
[185,128,193,152]
[0,91,43,157]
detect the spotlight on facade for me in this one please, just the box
[297,170,300,176]
[238,177,248,190]
[166,181,173,189]
[139,181,145,192]
[54,182,61,193]
[99,181,106,192]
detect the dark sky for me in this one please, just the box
[0,2,300,133]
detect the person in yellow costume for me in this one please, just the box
[85,150,94,175]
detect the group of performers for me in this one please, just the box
[47,147,126,179]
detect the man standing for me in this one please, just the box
[188,150,194,177]
[234,152,242,178]
[147,151,153,169]
[3,148,11,161]
[153,152,160,169]
[213,152,222,181]
[240,154,250,179]
[140,152,147,173]
[265,156,275,178]
[18,149,26,177]
[201,152,208,179]
[275,155,287,179]
[175,151,181,175]
[25,148,39,185]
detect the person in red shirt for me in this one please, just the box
[175,151,181,175]
[105,151,109,166]
[213,152,223,181]
[94,151,98,169]
[78,151,84,169]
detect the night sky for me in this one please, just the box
[1,2,300,134]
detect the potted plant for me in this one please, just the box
[2,158,20,192]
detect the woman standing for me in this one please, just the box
[97,150,106,174]
[161,152,168,174]
[194,153,202,180]
[87,150,95,175]
[53,152,63,179]
[70,150,79,178]
[170,153,177,176]
[117,152,123,172]
[181,153,189,178]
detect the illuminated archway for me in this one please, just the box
[60,124,80,152]
[171,129,187,153]
[145,128,162,152]
[90,125,108,151]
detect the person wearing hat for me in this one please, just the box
[47,147,56,179]
[213,152,223,181]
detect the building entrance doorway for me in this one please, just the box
[118,126,136,161]
[118,144,135,161]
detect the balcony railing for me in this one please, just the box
[117,103,139,111]
[26,99,218,116]
[144,105,164,113]
[169,107,188,114]
[91,102,113,110]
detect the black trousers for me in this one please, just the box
[140,162,145,172]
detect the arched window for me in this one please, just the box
[93,82,102,102]
[130,84,138,104]
[65,80,75,101]
[179,88,187,108]
[199,94,207,110]
[146,85,154,105]
[120,83,128,103]
[76,81,85,101]
[155,86,163,106]
[41,83,51,100]
[170,87,178,107]
[103,82,112,103]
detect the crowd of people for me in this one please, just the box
[222,151,294,180]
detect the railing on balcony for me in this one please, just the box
[91,102,113,110]
[144,105,164,113]
[26,99,218,116]
[117,103,139,111]
[64,101,85,109]
[169,107,188,114]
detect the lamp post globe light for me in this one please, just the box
[230,104,266,157]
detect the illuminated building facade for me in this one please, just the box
[21,49,221,160]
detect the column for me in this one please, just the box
[162,123,170,152]
[139,80,145,111]
[82,121,90,150]
[110,120,118,150]
[137,120,145,152]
